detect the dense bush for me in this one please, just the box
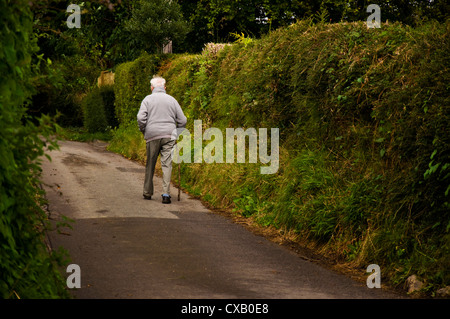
[100,85,119,129]
[30,55,101,127]
[114,53,167,124]
[82,87,107,133]
[82,85,117,133]
[108,122,146,162]
[110,20,450,294]
[0,0,68,298]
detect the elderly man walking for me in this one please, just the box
[137,76,187,204]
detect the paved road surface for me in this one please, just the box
[41,140,404,299]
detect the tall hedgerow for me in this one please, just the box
[82,85,117,133]
[110,20,449,295]
[0,0,68,298]
[114,53,165,125]
[164,20,450,293]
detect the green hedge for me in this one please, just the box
[0,0,68,298]
[110,20,450,295]
[114,53,166,125]
[82,85,117,133]
[101,85,118,129]
[168,21,450,293]
[31,55,100,127]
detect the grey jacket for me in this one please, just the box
[137,87,187,142]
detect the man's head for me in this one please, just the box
[151,76,166,91]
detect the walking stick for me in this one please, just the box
[178,161,181,201]
[176,136,181,201]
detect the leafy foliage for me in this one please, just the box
[178,0,449,51]
[114,53,169,124]
[81,85,117,133]
[125,0,190,53]
[31,55,100,127]
[32,0,136,68]
[107,123,146,162]
[0,0,68,298]
[82,87,107,133]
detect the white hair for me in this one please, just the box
[150,76,166,88]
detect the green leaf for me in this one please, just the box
[430,149,437,160]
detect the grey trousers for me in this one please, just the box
[143,138,175,197]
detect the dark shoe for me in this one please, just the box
[162,195,171,204]
[143,195,152,200]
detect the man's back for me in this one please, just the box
[137,86,187,142]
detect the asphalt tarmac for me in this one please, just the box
[41,140,404,299]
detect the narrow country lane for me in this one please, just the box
[41,140,404,299]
